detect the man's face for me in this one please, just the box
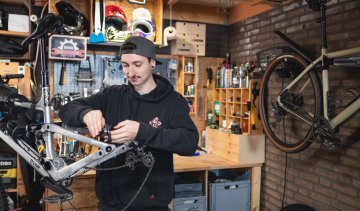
[121,54,155,87]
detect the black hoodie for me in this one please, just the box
[59,74,199,210]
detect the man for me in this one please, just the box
[59,36,199,211]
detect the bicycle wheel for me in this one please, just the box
[0,184,9,211]
[260,54,322,153]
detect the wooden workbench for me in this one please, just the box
[173,154,262,211]
[45,154,262,211]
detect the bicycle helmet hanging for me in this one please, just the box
[55,0,89,36]
[105,5,131,42]
[131,8,155,41]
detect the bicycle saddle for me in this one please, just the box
[21,13,64,48]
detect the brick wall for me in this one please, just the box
[228,0,360,210]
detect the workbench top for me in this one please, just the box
[173,154,262,172]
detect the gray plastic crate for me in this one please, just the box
[175,183,202,193]
[173,196,206,211]
[209,180,250,211]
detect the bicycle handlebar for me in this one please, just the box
[0,74,24,80]
[21,13,64,48]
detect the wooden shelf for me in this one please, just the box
[0,30,29,38]
[177,55,197,115]
[212,79,262,133]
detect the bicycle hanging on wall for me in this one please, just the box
[0,13,154,210]
[259,0,360,153]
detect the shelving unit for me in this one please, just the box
[48,0,163,46]
[213,79,262,134]
[0,0,32,60]
[177,55,197,115]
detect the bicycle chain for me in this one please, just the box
[85,147,155,211]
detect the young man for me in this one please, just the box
[59,36,199,211]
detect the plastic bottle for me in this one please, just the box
[215,68,221,88]
[207,110,214,126]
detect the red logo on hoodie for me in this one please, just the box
[149,117,162,128]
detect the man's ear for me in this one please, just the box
[150,59,156,68]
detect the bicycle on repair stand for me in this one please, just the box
[259,0,360,153]
[0,13,154,211]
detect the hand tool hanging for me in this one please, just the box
[75,56,95,86]
[102,57,110,88]
[251,81,260,130]
[59,60,67,85]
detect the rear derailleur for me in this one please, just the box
[126,145,155,170]
[313,116,341,150]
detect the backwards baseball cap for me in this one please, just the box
[119,36,162,65]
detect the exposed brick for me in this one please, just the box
[337,193,360,207]
[295,178,314,190]
[332,182,358,196]
[227,1,360,209]
[309,192,332,206]
[239,38,250,45]
[344,0,360,11]
[268,7,283,16]
[246,24,255,31]
[315,167,338,180]
[271,14,287,23]
[314,184,337,198]
[245,16,260,24]
[299,13,316,22]
[285,182,298,192]
[333,164,359,177]
[337,174,352,185]
[327,23,343,33]
[328,32,350,41]
[274,20,290,30]
[283,1,301,12]
[332,200,360,211]
[327,4,344,16]
[339,156,360,168]
[257,19,271,28]
[286,24,303,33]
[311,159,333,170]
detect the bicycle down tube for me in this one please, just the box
[0,126,133,181]
[277,46,360,129]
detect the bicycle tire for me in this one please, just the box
[0,184,9,211]
[260,54,322,153]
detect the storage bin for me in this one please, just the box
[209,180,250,211]
[173,195,205,211]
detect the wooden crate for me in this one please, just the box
[205,128,265,165]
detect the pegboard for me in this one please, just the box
[53,54,126,97]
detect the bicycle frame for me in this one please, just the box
[277,46,360,129]
[0,16,134,184]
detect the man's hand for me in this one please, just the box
[110,120,140,144]
[83,110,105,137]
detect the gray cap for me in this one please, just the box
[119,36,162,65]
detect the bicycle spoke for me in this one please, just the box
[260,54,321,153]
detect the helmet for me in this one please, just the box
[55,1,89,36]
[105,5,131,42]
[131,8,155,41]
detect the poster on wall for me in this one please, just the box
[49,35,87,60]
